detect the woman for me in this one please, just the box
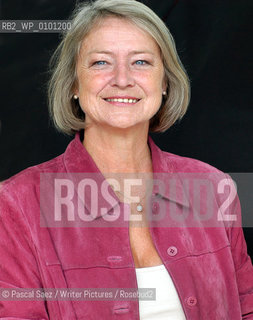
[0,0,252,319]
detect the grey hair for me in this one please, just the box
[48,0,190,134]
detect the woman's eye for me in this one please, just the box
[135,60,148,65]
[93,61,107,66]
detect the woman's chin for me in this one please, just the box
[100,119,149,131]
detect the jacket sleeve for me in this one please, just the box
[0,183,49,319]
[227,192,253,319]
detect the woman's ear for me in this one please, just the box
[162,75,168,95]
[162,84,167,96]
[72,84,79,99]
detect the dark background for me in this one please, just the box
[0,0,252,257]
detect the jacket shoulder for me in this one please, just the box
[0,153,65,194]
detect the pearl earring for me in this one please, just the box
[162,91,167,96]
[73,94,78,100]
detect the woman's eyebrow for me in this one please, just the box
[86,50,155,55]
[87,50,113,55]
[130,50,155,55]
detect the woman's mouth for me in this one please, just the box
[103,97,141,104]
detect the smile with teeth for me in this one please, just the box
[104,98,139,103]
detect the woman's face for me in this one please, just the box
[75,16,166,130]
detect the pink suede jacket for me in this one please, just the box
[0,133,252,319]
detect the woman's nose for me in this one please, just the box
[109,63,135,88]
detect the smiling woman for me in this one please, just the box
[73,17,166,132]
[48,0,189,135]
[0,0,252,319]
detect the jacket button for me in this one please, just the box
[152,202,158,213]
[107,256,122,263]
[186,296,197,306]
[167,246,178,256]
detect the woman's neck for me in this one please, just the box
[83,124,153,174]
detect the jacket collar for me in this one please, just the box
[63,132,189,218]
[148,136,189,208]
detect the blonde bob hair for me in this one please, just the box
[48,0,190,135]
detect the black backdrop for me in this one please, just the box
[0,0,252,257]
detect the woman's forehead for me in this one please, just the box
[79,16,161,56]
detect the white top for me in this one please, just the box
[135,264,186,320]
